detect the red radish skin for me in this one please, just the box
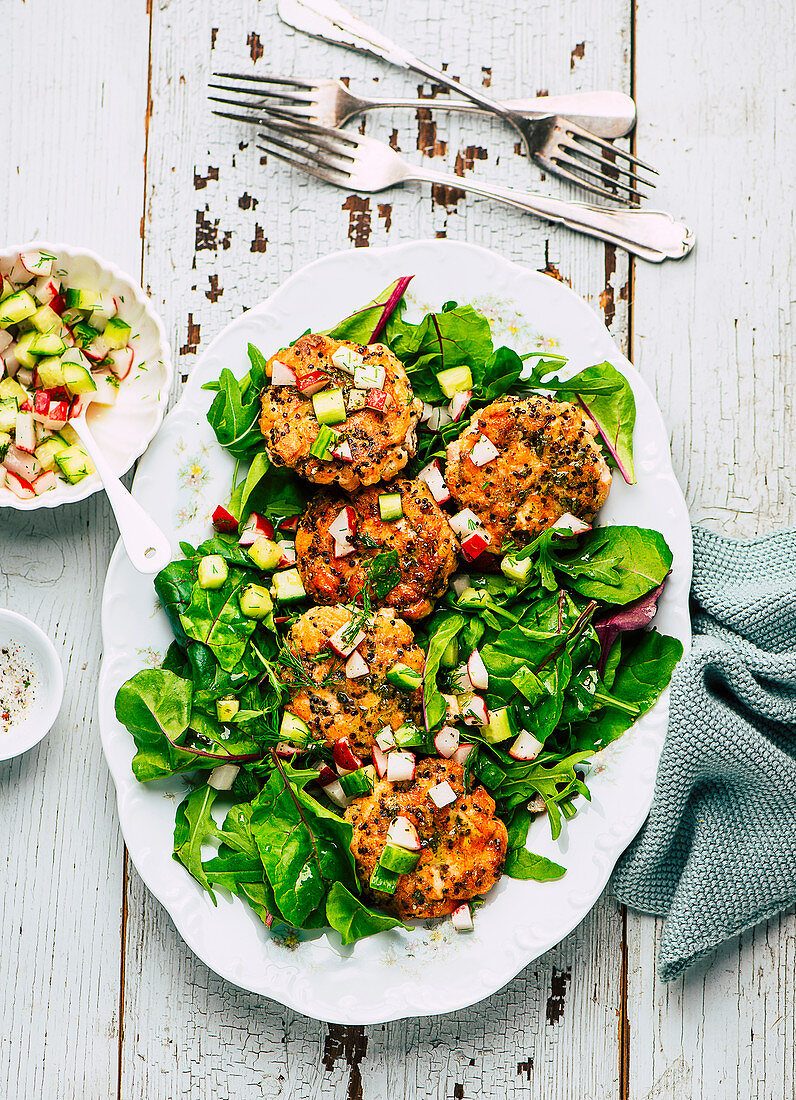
[461,530,492,561]
[386,815,421,851]
[344,649,369,679]
[328,623,366,658]
[460,694,489,726]
[330,439,353,463]
[449,390,472,421]
[451,903,474,931]
[372,743,388,778]
[467,650,489,690]
[33,391,50,415]
[270,360,297,386]
[551,512,592,536]
[296,370,329,396]
[4,469,36,498]
[332,737,363,773]
[365,388,392,413]
[238,512,275,546]
[318,764,338,786]
[453,743,475,766]
[280,515,299,532]
[212,505,238,534]
[108,347,134,380]
[274,741,301,758]
[277,541,297,566]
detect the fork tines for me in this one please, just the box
[555,119,657,203]
[250,117,356,186]
[209,72,317,121]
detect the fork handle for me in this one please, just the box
[411,168,695,262]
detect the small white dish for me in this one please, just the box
[0,609,64,761]
[0,241,173,511]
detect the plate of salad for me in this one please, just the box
[99,240,691,1024]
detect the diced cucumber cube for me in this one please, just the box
[239,583,273,619]
[64,288,100,312]
[455,586,490,609]
[216,696,240,723]
[0,290,37,328]
[54,444,94,484]
[378,842,420,875]
[248,536,282,571]
[198,554,228,589]
[271,568,306,603]
[57,423,80,446]
[102,316,132,350]
[437,365,473,399]
[378,492,403,521]
[481,706,513,744]
[0,399,18,434]
[61,348,96,395]
[386,663,423,691]
[501,553,535,584]
[369,863,400,894]
[279,710,311,744]
[36,356,66,389]
[0,278,13,303]
[13,331,38,369]
[88,293,117,331]
[393,723,425,749]
[339,767,374,799]
[312,387,347,426]
[29,304,62,333]
[309,423,337,459]
[29,331,66,357]
[0,377,27,402]
[71,321,99,349]
[34,436,68,471]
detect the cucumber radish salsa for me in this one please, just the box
[0,248,135,498]
[115,278,683,945]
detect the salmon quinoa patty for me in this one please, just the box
[281,605,424,756]
[295,479,459,621]
[345,759,508,920]
[259,333,422,490]
[445,394,612,551]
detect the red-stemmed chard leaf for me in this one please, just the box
[594,580,666,674]
[324,276,414,345]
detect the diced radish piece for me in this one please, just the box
[471,434,500,467]
[353,362,386,390]
[15,411,36,453]
[426,405,453,430]
[277,540,296,566]
[19,250,53,278]
[331,346,364,373]
[417,459,451,504]
[4,469,36,499]
[387,750,416,783]
[453,743,475,766]
[4,444,40,481]
[270,359,297,386]
[451,574,471,598]
[18,398,32,413]
[420,402,434,423]
[345,650,369,679]
[318,764,338,786]
[207,764,240,791]
[280,514,299,532]
[386,815,421,851]
[0,331,13,355]
[508,730,545,761]
[238,512,274,546]
[467,650,489,690]
[442,693,460,720]
[328,622,366,658]
[330,438,353,463]
[332,736,363,773]
[551,512,592,536]
[365,388,391,413]
[449,390,472,421]
[33,391,50,415]
[451,903,473,932]
[452,664,475,693]
[434,725,460,758]
[323,779,350,808]
[449,509,483,537]
[36,400,69,429]
[328,505,356,543]
[274,741,300,757]
[375,726,396,752]
[461,529,492,561]
[333,538,356,559]
[212,504,238,533]
[33,276,61,306]
[108,346,134,380]
[296,370,329,396]
[16,367,34,388]
[32,470,58,495]
[84,336,110,362]
[460,694,489,726]
[372,744,388,778]
[428,780,457,808]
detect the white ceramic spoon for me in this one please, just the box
[70,403,172,574]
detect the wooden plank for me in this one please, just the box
[628,0,796,1094]
[0,3,151,1096]
[123,0,632,1097]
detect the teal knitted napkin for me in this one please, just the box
[612,526,796,981]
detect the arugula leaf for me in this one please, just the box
[504,849,566,881]
[173,785,224,897]
[324,276,413,343]
[422,613,465,730]
[180,572,258,671]
[325,882,409,944]
[555,527,673,605]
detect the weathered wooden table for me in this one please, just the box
[2,0,794,1096]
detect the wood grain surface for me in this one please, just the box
[1,0,793,1097]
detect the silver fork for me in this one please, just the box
[274,0,656,204]
[208,74,637,140]
[245,117,693,262]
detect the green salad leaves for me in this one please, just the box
[114,278,683,944]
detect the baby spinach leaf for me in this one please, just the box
[204,344,268,461]
[180,572,256,671]
[568,363,636,484]
[555,527,673,605]
[423,613,465,729]
[115,669,197,780]
[325,276,413,344]
[389,304,493,401]
[154,557,197,645]
[325,882,410,944]
[478,345,525,402]
[504,849,566,881]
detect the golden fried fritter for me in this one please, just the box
[282,605,424,756]
[259,333,422,490]
[345,759,508,920]
[445,394,612,551]
[295,479,459,621]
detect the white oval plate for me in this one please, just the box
[98,241,691,1024]
[0,242,173,510]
